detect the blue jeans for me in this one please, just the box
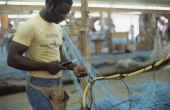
[26,76,61,110]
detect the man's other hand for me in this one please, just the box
[73,65,88,78]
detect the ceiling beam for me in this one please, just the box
[0,5,170,14]
[88,7,170,14]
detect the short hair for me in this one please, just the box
[46,0,73,7]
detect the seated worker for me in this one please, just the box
[7,0,88,110]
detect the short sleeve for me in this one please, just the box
[13,21,34,47]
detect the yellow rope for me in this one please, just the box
[82,53,170,108]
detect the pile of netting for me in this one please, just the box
[62,28,170,110]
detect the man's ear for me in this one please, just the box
[46,0,54,8]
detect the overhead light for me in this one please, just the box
[0,1,6,4]
[129,12,142,15]
[146,6,170,10]
[4,1,170,11]
[112,5,146,9]
[89,4,111,8]
[7,1,44,5]
[111,5,170,10]
[7,1,81,6]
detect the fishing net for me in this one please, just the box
[62,28,170,110]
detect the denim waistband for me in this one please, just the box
[27,76,61,87]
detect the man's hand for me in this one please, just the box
[73,65,88,78]
[47,61,67,75]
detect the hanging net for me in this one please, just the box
[61,28,170,110]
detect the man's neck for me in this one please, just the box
[39,8,51,23]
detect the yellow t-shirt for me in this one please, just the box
[13,15,63,78]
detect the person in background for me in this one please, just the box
[1,23,14,54]
[7,0,88,110]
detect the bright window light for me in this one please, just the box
[8,15,18,18]
[19,21,24,25]
[8,14,37,18]
[0,1,6,4]
[94,20,101,31]
[32,10,40,13]
[7,1,44,5]
[10,20,14,26]
[165,19,168,23]
[60,21,66,25]
[74,12,82,18]
[90,12,100,17]
[66,19,70,22]
[72,3,81,7]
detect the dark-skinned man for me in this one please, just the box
[7,0,88,110]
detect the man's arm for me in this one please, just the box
[7,41,66,75]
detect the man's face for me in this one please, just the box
[49,2,71,24]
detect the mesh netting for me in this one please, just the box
[61,28,170,110]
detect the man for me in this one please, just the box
[7,0,88,110]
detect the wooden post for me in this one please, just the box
[167,14,170,43]
[94,39,104,54]
[0,14,8,30]
[168,15,170,28]
[99,12,104,39]
[80,0,90,107]
[81,0,89,28]
[148,13,155,36]
[107,12,112,54]
[0,15,1,29]
[80,0,89,60]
